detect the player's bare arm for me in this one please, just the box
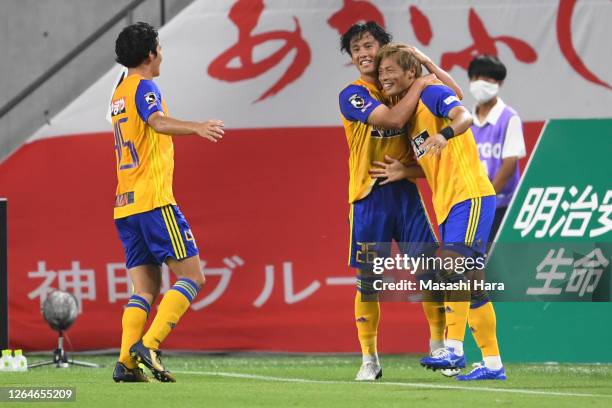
[491,156,519,192]
[369,155,425,184]
[148,111,225,142]
[400,45,464,99]
[421,105,473,156]
[367,74,437,129]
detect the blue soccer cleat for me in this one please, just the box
[420,347,466,370]
[130,340,176,383]
[456,365,507,381]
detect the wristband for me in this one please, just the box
[440,126,455,140]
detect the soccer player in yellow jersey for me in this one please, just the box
[371,44,506,381]
[110,22,224,383]
[338,22,464,381]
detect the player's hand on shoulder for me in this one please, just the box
[420,133,448,157]
[195,120,224,143]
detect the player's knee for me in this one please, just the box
[183,271,204,288]
[170,256,205,287]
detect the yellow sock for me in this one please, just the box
[142,278,199,350]
[354,291,380,358]
[422,301,445,349]
[119,295,150,368]
[444,299,470,342]
[468,301,500,357]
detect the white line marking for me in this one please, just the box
[173,370,611,398]
[325,277,356,285]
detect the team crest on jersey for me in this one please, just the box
[110,98,126,117]
[349,93,365,109]
[412,130,430,159]
[144,91,158,106]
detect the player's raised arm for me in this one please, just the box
[148,112,225,143]
[401,45,464,100]
[366,74,436,129]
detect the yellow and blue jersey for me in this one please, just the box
[339,79,415,203]
[407,84,495,225]
[110,74,176,219]
[339,79,436,270]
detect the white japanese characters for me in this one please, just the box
[527,248,609,297]
[514,186,612,238]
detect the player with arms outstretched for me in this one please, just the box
[110,22,224,383]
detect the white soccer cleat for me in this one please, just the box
[355,361,383,381]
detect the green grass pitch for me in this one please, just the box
[1,354,611,407]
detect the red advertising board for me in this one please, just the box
[0,123,542,351]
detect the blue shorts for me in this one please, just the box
[439,195,496,257]
[115,204,199,269]
[348,180,436,269]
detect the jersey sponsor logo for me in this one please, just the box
[371,126,406,138]
[443,95,459,105]
[110,98,126,117]
[144,91,158,107]
[115,191,135,208]
[349,93,365,109]
[411,129,430,159]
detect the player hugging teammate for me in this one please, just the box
[339,22,506,381]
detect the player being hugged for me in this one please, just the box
[110,22,224,383]
[370,44,506,381]
[338,22,464,381]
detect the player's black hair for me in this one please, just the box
[340,21,392,56]
[467,55,507,82]
[115,22,159,68]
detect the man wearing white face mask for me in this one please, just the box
[468,55,526,240]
